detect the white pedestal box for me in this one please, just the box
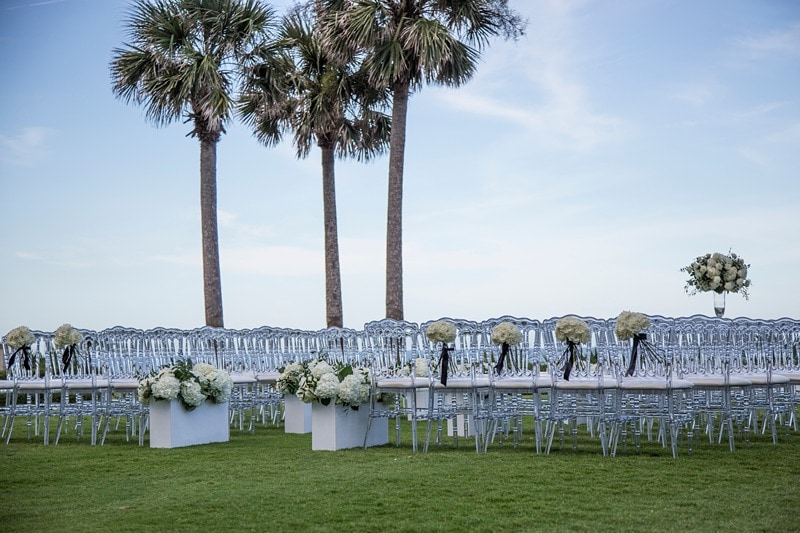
[311,402,388,451]
[284,394,312,434]
[149,399,230,448]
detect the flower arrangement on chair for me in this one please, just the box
[490,322,523,374]
[54,324,83,372]
[137,360,234,411]
[615,311,664,376]
[5,326,35,371]
[555,317,590,380]
[425,320,456,385]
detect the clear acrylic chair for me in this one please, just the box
[540,317,617,456]
[674,316,752,451]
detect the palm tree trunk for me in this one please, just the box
[320,141,343,328]
[200,137,224,327]
[385,80,409,321]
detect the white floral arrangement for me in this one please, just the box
[399,357,431,378]
[682,251,751,298]
[54,324,83,350]
[295,359,370,408]
[138,360,233,411]
[555,317,591,344]
[490,322,523,346]
[6,326,35,349]
[276,361,306,395]
[614,311,650,341]
[426,320,457,344]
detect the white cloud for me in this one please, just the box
[670,83,715,107]
[433,1,628,151]
[0,127,55,166]
[738,22,800,57]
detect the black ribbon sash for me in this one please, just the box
[561,341,577,381]
[62,345,77,372]
[438,343,452,386]
[8,345,31,371]
[625,333,664,376]
[494,342,510,375]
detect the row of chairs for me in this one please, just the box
[364,316,799,456]
[3,316,799,454]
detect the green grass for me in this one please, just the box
[2,416,799,532]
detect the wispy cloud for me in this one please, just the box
[0,127,55,166]
[0,0,66,12]
[434,1,627,151]
[670,82,715,107]
[738,22,800,57]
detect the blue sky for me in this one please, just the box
[1,0,799,336]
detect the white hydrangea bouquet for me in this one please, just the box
[615,311,664,377]
[6,325,36,371]
[138,359,234,411]
[555,317,591,380]
[399,357,432,378]
[491,321,523,374]
[276,361,306,395]
[682,251,751,297]
[295,359,371,409]
[425,320,456,385]
[54,323,83,372]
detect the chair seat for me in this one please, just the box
[110,378,141,391]
[16,380,52,391]
[376,377,426,390]
[0,379,15,390]
[777,371,800,383]
[618,377,694,390]
[256,371,280,384]
[431,377,484,389]
[229,373,257,385]
[682,374,752,387]
[554,377,619,390]
[732,373,791,385]
[493,374,554,390]
[63,378,110,389]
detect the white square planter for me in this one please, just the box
[405,389,430,420]
[283,394,312,434]
[149,399,230,448]
[311,402,388,451]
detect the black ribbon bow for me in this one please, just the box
[8,345,31,371]
[494,342,510,375]
[62,345,77,372]
[438,343,452,386]
[625,333,664,376]
[561,341,578,381]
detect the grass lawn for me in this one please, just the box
[2,414,799,532]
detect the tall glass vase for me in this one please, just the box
[713,291,726,318]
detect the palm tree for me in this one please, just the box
[239,6,391,328]
[110,0,277,327]
[319,0,525,320]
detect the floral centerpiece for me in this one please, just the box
[490,321,523,374]
[682,251,751,297]
[682,251,751,317]
[615,311,663,376]
[426,320,456,385]
[295,359,370,409]
[555,317,591,380]
[138,359,234,411]
[6,325,35,371]
[54,323,83,371]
